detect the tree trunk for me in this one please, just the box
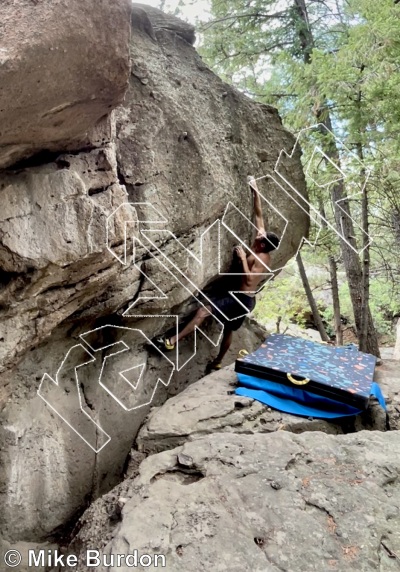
[319,200,342,346]
[356,139,370,353]
[354,74,371,353]
[293,0,380,357]
[296,251,330,342]
[293,0,314,63]
[318,114,380,356]
[329,256,343,346]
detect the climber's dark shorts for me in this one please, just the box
[209,292,256,331]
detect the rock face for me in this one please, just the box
[0,4,309,544]
[0,318,266,544]
[378,360,400,431]
[70,430,400,572]
[0,0,132,168]
[119,4,308,260]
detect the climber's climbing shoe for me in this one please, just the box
[154,336,175,351]
[205,360,222,375]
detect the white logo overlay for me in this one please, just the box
[37,124,372,451]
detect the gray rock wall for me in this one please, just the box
[0,0,132,168]
[0,3,309,544]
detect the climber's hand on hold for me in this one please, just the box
[247,175,258,193]
[235,245,247,262]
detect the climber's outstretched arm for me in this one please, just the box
[248,177,267,236]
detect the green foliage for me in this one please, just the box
[254,261,329,332]
[199,0,400,342]
[254,273,308,329]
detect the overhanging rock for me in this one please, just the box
[0,0,132,168]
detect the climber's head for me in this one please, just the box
[253,232,280,254]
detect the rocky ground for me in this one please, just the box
[64,359,400,572]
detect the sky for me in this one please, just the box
[137,0,210,23]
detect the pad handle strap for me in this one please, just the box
[287,373,310,386]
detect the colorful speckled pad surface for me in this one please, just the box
[239,334,376,399]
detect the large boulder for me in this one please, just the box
[0,3,309,545]
[0,0,132,169]
[0,4,309,378]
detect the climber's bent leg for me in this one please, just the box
[156,305,212,351]
[206,328,233,373]
[216,328,233,362]
[171,306,212,345]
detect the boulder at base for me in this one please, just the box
[70,430,400,572]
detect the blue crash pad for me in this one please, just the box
[235,373,386,419]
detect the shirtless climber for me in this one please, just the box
[155,177,280,371]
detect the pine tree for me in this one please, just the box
[199,0,400,355]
